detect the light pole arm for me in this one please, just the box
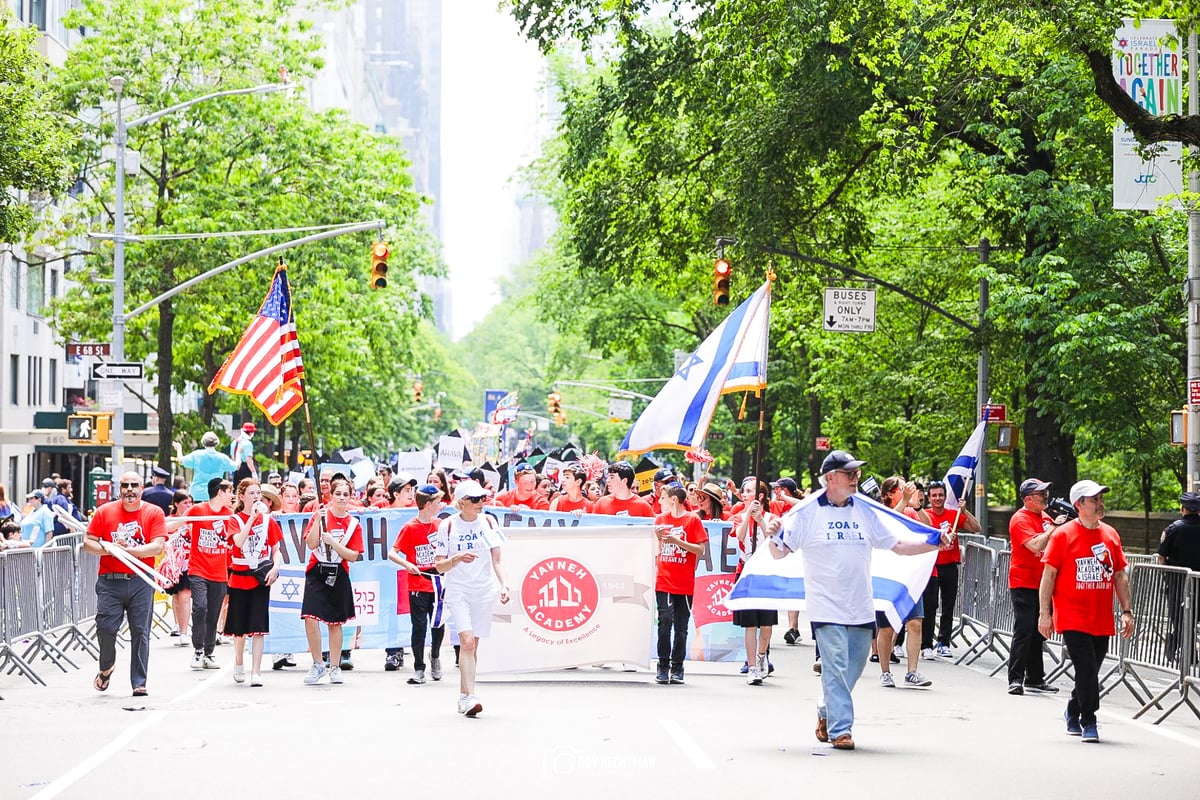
[126,83,291,129]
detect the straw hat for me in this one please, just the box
[259,483,283,512]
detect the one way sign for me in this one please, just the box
[823,287,876,333]
[90,361,144,380]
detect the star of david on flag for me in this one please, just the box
[618,280,771,456]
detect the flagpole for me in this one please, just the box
[752,265,776,483]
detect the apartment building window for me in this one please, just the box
[8,257,19,310]
[7,457,16,496]
[9,355,18,405]
[30,0,47,30]
[50,357,57,409]
[27,260,45,315]
[27,356,35,405]
[50,267,59,300]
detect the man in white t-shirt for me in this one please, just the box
[766,450,945,751]
[434,480,510,718]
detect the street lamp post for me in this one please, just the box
[106,76,291,470]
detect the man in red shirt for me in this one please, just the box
[653,484,708,684]
[921,480,981,658]
[1006,478,1066,695]
[593,461,654,517]
[492,462,549,510]
[84,471,167,696]
[389,484,447,683]
[186,476,236,670]
[1038,480,1134,742]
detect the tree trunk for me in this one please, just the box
[807,391,822,490]
[155,298,175,468]
[1022,345,1076,496]
[200,342,218,426]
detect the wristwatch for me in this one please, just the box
[1121,609,1133,616]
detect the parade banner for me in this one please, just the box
[1112,18,1184,210]
[262,508,747,665]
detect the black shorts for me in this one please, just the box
[733,609,779,628]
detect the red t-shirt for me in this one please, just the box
[594,494,654,518]
[550,494,593,514]
[392,517,440,593]
[728,512,775,562]
[1008,506,1053,589]
[926,506,963,566]
[304,512,363,573]
[228,511,283,591]
[492,489,549,511]
[87,501,167,576]
[1042,519,1127,636]
[654,511,708,595]
[186,503,235,582]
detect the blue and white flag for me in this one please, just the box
[942,420,987,510]
[619,280,771,456]
[723,490,940,631]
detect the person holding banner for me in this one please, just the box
[493,462,549,511]
[765,451,948,751]
[84,471,167,696]
[390,484,448,683]
[434,479,510,717]
[731,479,777,685]
[301,475,363,685]
[227,480,282,686]
[653,484,708,685]
[594,461,654,517]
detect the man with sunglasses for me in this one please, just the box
[1006,478,1066,695]
[84,472,167,696]
[185,477,237,670]
[766,450,948,751]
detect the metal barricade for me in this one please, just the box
[72,543,110,651]
[1184,572,1200,712]
[986,536,1009,553]
[0,549,47,684]
[986,550,1016,677]
[954,542,1005,665]
[48,532,85,550]
[957,533,986,549]
[39,544,92,665]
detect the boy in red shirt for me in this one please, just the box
[388,484,447,683]
[653,484,707,685]
[186,476,236,670]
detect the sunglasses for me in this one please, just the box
[463,496,486,503]
[119,482,142,489]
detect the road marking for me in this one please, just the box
[30,669,226,800]
[1098,708,1200,748]
[660,719,715,769]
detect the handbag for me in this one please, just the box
[249,560,274,587]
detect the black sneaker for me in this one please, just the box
[784,628,800,646]
[384,654,401,672]
[669,669,685,684]
[339,652,354,671]
[1008,682,1024,695]
[1025,681,1059,694]
[272,654,295,671]
[655,668,670,684]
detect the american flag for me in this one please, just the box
[207,266,305,424]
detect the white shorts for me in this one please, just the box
[444,591,495,638]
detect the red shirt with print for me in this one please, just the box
[393,517,440,593]
[1041,519,1127,636]
[654,511,708,595]
[228,511,282,591]
[87,501,167,575]
[1008,506,1053,589]
[926,506,963,566]
[594,494,654,518]
[304,512,363,573]
[186,503,235,582]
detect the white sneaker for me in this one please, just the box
[463,694,482,717]
[920,648,937,661]
[233,665,245,683]
[249,673,263,687]
[880,671,896,688]
[457,694,470,714]
[892,645,905,660]
[748,665,763,685]
[303,662,327,685]
[202,655,219,670]
[329,666,343,684]
[190,651,204,670]
[905,671,933,687]
[430,658,443,681]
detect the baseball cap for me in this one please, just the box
[653,468,674,483]
[26,490,45,500]
[454,480,488,502]
[514,462,536,475]
[819,450,866,475]
[242,422,257,434]
[1069,480,1109,505]
[41,478,55,488]
[393,472,417,488]
[1181,492,1200,511]
[771,477,799,493]
[1018,478,1051,498]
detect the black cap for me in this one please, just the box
[653,468,674,483]
[1019,478,1051,498]
[151,466,171,480]
[819,450,866,475]
[771,477,799,493]
[1182,492,1200,511]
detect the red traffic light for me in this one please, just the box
[713,257,732,305]
[370,242,390,289]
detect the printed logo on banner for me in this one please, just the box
[691,573,735,628]
[521,556,600,632]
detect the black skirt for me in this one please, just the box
[733,608,779,628]
[300,565,355,625]
[164,571,190,596]
[224,585,271,636]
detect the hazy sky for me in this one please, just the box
[441,3,546,339]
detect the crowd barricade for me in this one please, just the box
[957,533,986,548]
[49,532,85,550]
[954,543,1005,665]
[1,549,57,685]
[1183,573,1200,713]
[72,544,110,652]
[33,545,82,673]
[1,550,46,685]
[985,550,1015,677]
[985,536,1009,553]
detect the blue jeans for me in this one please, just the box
[814,624,873,739]
[95,574,155,690]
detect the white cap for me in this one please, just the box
[1069,480,1109,505]
[454,480,487,503]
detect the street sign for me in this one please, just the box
[815,436,831,451]
[67,343,111,358]
[981,403,1007,421]
[90,362,144,380]
[823,288,876,332]
[1189,379,1200,405]
[608,396,633,422]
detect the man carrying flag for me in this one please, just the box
[764,451,949,751]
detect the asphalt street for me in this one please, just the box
[2,629,1198,799]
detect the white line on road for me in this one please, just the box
[660,719,716,769]
[30,668,227,800]
[1099,708,1200,748]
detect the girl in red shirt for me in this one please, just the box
[227,480,282,686]
[300,476,363,685]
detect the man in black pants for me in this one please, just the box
[389,484,447,683]
[1006,478,1065,694]
[921,481,980,659]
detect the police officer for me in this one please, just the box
[142,466,175,515]
[1158,492,1200,571]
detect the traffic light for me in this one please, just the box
[413,380,424,403]
[95,412,112,445]
[67,415,94,442]
[370,241,389,289]
[713,257,731,306]
[547,391,566,424]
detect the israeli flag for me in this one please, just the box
[942,421,987,510]
[724,490,940,631]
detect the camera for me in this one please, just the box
[1047,497,1077,521]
